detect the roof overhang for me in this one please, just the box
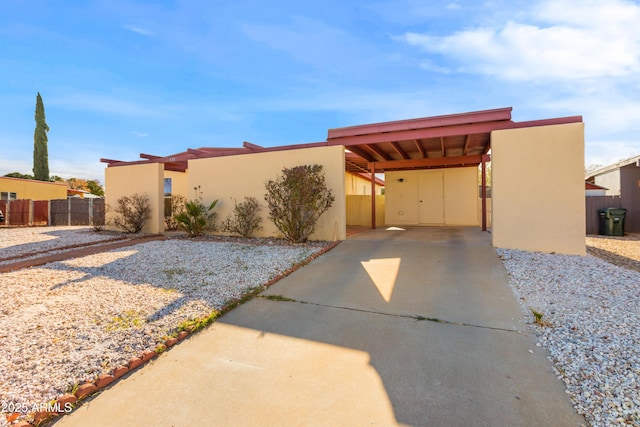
[100,107,583,177]
[331,107,582,173]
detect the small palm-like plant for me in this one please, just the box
[174,186,218,237]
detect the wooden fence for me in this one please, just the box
[585,196,622,235]
[0,199,105,227]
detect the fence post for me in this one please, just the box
[29,200,34,226]
[5,200,9,226]
[48,200,52,226]
[68,198,71,226]
[89,198,94,225]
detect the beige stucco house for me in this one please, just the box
[102,107,585,255]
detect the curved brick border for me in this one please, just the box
[7,239,341,427]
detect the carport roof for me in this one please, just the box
[101,107,582,174]
[332,107,582,173]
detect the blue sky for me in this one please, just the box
[1,0,639,181]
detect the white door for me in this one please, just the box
[418,171,444,224]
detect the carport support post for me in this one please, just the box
[481,154,489,231]
[371,162,376,229]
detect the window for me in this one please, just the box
[1,192,17,200]
[164,178,172,197]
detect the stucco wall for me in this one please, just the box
[491,122,585,255]
[105,163,164,234]
[164,170,189,198]
[384,168,478,226]
[345,172,383,195]
[187,146,346,241]
[443,167,479,225]
[594,170,621,196]
[0,177,67,200]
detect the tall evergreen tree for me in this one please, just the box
[33,92,50,181]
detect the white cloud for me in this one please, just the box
[398,0,640,81]
[122,25,155,36]
[132,131,149,137]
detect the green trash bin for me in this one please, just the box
[598,208,627,236]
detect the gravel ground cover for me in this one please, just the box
[0,233,327,427]
[0,227,125,263]
[498,243,640,426]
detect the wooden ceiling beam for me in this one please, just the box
[463,134,471,155]
[390,141,410,160]
[346,146,375,163]
[414,139,426,158]
[440,137,445,157]
[365,144,391,161]
[346,159,371,175]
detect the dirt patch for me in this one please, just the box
[586,233,640,273]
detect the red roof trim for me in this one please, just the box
[585,182,608,190]
[508,116,583,129]
[328,107,513,139]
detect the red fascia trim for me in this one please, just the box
[329,120,514,147]
[243,141,263,150]
[508,116,583,129]
[327,107,513,139]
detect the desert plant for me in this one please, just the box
[113,193,151,233]
[221,196,262,238]
[530,308,552,327]
[174,186,218,237]
[264,164,334,243]
[165,194,187,231]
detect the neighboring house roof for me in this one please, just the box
[586,154,640,180]
[67,188,102,198]
[585,182,608,190]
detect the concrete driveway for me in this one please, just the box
[56,227,583,427]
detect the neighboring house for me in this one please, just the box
[102,107,585,255]
[586,154,640,232]
[67,188,103,199]
[0,176,67,201]
[345,171,384,195]
[585,182,608,197]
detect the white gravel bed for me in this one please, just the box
[497,248,640,427]
[0,239,324,424]
[0,227,124,261]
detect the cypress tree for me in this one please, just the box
[33,92,50,181]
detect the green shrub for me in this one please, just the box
[165,194,187,231]
[264,164,334,243]
[113,193,151,233]
[174,186,218,237]
[221,197,262,238]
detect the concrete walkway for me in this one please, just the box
[56,227,584,427]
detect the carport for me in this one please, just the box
[328,107,582,234]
